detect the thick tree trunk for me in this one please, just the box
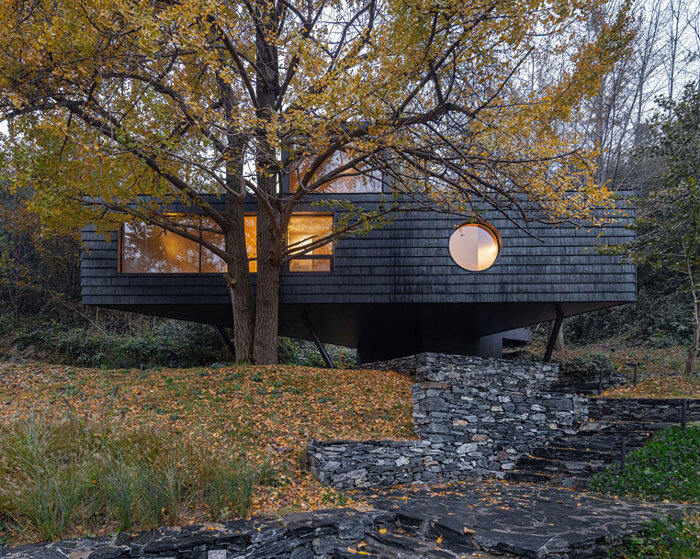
[224,193,254,362]
[251,2,282,364]
[253,204,280,364]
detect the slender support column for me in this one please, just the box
[217,325,236,360]
[543,307,564,363]
[302,310,335,369]
[681,399,688,429]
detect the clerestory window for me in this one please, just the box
[288,151,382,193]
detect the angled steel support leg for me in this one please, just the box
[302,310,335,369]
[217,325,236,360]
[543,307,564,363]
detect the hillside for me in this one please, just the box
[0,361,415,542]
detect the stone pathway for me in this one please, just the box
[505,398,700,487]
[360,481,696,559]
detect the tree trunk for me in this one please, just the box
[253,204,280,364]
[223,132,254,362]
[685,302,699,377]
[251,1,281,364]
[224,194,254,362]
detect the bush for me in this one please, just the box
[136,457,192,527]
[0,311,356,369]
[557,353,618,379]
[101,457,139,532]
[2,417,90,541]
[608,515,700,559]
[278,337,356,368]
[565,264,694,347]
[590,426,700,503]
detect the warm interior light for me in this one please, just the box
[121,214,333,274]
[288,214,333,271]
[448,222,501,272]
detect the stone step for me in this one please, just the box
[548,433,654,450]
[576,420,675,434]
[332,529,505,559]
[504,470,586,489]
[515,456,604,477]
[531,446,619,461]
[502,471,554,483]
[588,398,700,423]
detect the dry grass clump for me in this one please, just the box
[0,415,271,542]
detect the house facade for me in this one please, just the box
[80,174,636,362]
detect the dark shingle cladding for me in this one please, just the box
[81,192,635,306]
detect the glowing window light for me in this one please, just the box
[448,222,501,272]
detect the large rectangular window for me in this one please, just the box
[288,151,382,193]
[120,217,256,274]
[120,214,332,273]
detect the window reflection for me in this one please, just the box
[121,220,200,273]
[288,151,382,193]
[288,214,333,272]
[120,214,332,274]
[200,217,257,273]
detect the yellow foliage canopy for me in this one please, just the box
[0,0,632,237]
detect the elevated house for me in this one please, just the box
[80,168,635,364]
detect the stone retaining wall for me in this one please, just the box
[0,509,394,559]
[308,440,440,488]
[309,353,587,489]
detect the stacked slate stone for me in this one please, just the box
[0,510,395,559]
[307,440,441,489]
[505,397,700,486]
[309,353,588,489]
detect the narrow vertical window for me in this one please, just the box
[287,214,333,271]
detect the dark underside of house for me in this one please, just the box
[81,193,636,362]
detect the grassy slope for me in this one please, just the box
[523,338,700,398]
[0,362,415,521]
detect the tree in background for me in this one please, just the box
[0,0,632,363]
[621,84,700,375]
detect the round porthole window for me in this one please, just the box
[449,221,501,271]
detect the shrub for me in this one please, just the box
[590,426,700,503]
[557,353,618,379]
[13,464,87,541]
[136,457,192,527]
[1,310,357,369]
[278,337,356,368]
[2,418,89,541]
[608,515,700,559]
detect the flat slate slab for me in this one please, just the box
[363,481,696,559]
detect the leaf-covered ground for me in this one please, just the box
[601,375,700,399]
[0,362,415,519]
[525,340,700,399]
